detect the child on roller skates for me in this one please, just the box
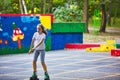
[29,24,50,80]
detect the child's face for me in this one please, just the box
[37,26,42,33]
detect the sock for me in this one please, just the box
[44,72,49,79]
[32,71,37,76]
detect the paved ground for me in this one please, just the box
[0,49,120,80]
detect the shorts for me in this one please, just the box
[33,50,45,62]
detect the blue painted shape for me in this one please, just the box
[0,22,3,31]
[2,32,9,36]
[51,33,64,50]
[51,33,83,50]
[23,27,27,31]
[21,16,40,23]
[72,33,83,43]
[0,28,2,31]
[64,34,73,43]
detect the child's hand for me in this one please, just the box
[28,49,34,54]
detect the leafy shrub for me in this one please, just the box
[53,3,83,22]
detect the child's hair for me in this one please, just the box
[37,24,47,35]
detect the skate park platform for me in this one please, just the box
[0,49,120,80]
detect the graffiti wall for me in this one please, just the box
[0,14,52,54]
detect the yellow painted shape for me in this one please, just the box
[106,40,116,45]
[40,16,51,30]
[12,35,24,41]
[86,40,116,52]
[100,44,115,51]
[86,45,115,52]
[86,47,105,52]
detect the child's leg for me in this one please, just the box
[32,50,39,76]
[41,62,47,72]
[33,60,37,74]
[40,50,47,72]
[40,50,50,79]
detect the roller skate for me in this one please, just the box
[44,72,50,80]
[30,73,39,80]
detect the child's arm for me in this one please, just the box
[28,39,35,54]
[33,38,44,50]
[30,39,35,49]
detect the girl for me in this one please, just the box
[29,24,50,80]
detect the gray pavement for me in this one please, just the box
[0,49,120,80]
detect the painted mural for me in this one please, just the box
[0,14,85,55]
[0,14,52,54]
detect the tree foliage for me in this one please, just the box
[53,3,83,22]
[0,0,120,22]
[0,0,19,13]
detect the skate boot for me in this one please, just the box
[30,73,39,80]
[44,72,50,80]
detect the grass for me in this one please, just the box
[83,30,120,43]
[89,17,120,28]
[0,47,29,55]
[84,17,120,43]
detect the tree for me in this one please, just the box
[107,0,112,26]
[99,3,107,32]
[31,0,34,13]
[83,0,89,33]
[19,0,27,14]
[53,1,83,22]
[113,8,117,24]
[41,0,46,14]
[19,0,23,14]
[48,0,53,13]
[112,0,120,24]
[0,0,13,13]
[22,0,28,14]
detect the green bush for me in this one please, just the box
[53,3,83,22]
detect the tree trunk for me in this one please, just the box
[21,0,27,14]
[99,3,106,33]
[41,0,46,14]
[108,0,112,26]
[43,0,46,14]
[48,0,53,13]
[41,0,44,14]
[113,8,117,24]
[83,0,89,33]
[19,0,23,14]
[31,0,34,13]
